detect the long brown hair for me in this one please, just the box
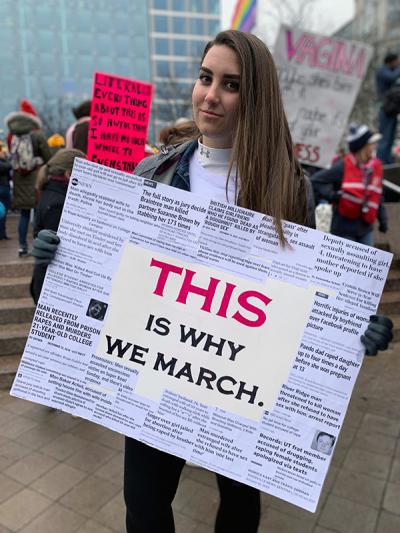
[199,30,308,244]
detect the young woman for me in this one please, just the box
[32,31,392,532]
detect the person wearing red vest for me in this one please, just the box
[311,123,387,246]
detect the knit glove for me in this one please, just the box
[361,315,393,356]
[31,229,60,265]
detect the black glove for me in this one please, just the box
[361,315,393,356]
[31,229,60,265]
[379,221,388,233]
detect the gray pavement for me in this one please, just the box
[0,216,399,532]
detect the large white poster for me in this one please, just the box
[11,158,391,512]
[274,25,373,168]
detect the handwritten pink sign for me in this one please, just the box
[285,30,367,79]
[87,72,153,172]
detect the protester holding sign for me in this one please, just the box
[311,123,387,247]
[32,31,393,532]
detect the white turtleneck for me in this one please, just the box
[189,140,239,204]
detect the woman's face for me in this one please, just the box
[192,44,240,149]
[358,142,376,163]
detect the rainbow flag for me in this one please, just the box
[230,0,257,32]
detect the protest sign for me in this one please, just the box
[11,158,391,511]
[87,72,153,172]
[273,25,373,168]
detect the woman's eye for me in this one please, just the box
[225,81,239,91]
[199,74,211,84]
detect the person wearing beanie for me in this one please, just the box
[47,133,66,155]
[65,99,91,154]
[30,148,85,303]
[311,123,387,246]
[5,99,51,256]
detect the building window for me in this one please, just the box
[154,0,168,8]
[155,38,169,54]
[172,0,186,10]
[191,39,207,57]
[173,39,187,56]
[173,16,186,33]
[207,18,220,36]
[190,18,204,35]
[174,61,189,78]
[156,60,171,77]
[154,15,168,32]
[187,0,204,13]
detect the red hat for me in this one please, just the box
[20,99,39,117]
[4,99,42,128]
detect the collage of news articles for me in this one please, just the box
[11,158,391,512]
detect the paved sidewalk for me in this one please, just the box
[1,215,400,532]
[0,345,399,532]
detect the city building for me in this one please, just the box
[148,0,221,134]
[0,0,221,143]
[0,0,151,137]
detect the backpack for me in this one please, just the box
[9,133,42,174]
[383,84,400,117]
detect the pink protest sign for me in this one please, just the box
[87,72,153,172]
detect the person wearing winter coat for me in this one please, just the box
[30,148,85,304]
[32,31,394,533]
[5,99,51,256]
[65,100,91,154]
[311,123,387,246]
[0,148,11,240]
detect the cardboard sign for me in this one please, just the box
[87,72,153,172]
[97,245,316,420]
[273,25,373,168]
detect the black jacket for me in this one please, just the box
[0,158,11,188]
[31,179,68,304]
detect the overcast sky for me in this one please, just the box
[222,0,355,45]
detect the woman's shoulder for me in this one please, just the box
[134,140,195,179]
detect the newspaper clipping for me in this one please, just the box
[11,158,392,512]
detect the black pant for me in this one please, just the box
[124,437,260,533]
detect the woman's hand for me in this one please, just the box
[361,315,393,356]
[31,229,60,265]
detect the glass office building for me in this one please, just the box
[0,0,220,140]
[0,0,151,137]
[148,0,221,132]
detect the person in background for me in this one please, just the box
[5,99,51,256]
[65,100,91,154]
[311,123,387,246]
[0,142,11,240]
[30,148,85,303]
[47,133,66,156]
[32,31,394,532]
[375,53,400,163]
[158,119,200,147]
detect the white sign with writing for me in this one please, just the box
[274,25,373,167]
[11,158,391,512]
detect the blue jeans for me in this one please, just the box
[18,209,31,249]
[377,107,397,164]
[0,185,11,238]
[342,231,374,246]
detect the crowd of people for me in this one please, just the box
[0,29,396,533]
